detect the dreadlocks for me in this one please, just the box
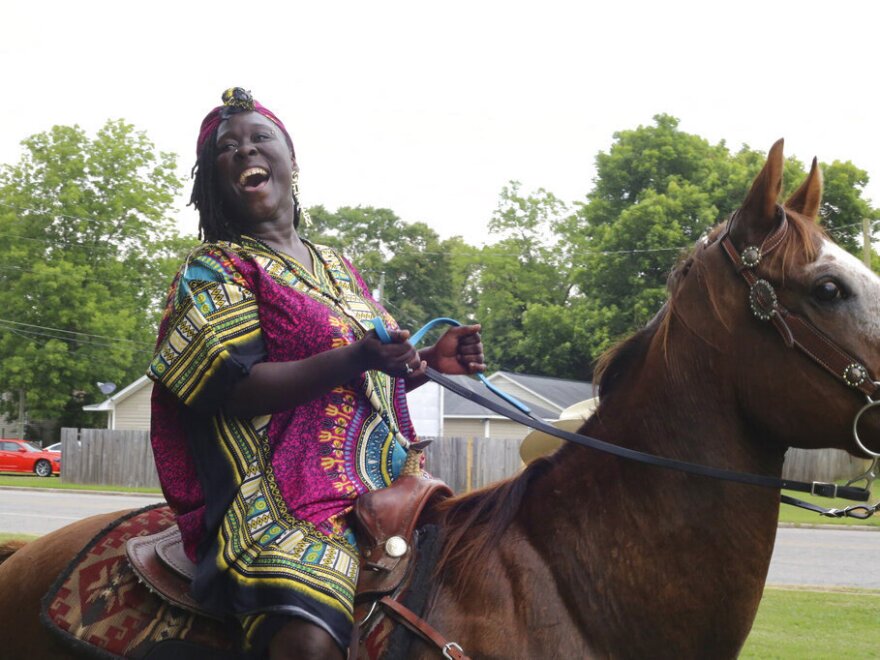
[190,132,239,243]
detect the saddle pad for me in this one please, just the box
[40,503,240,659]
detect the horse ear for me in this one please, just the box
[784,157,822,221]
[734,139,785,241]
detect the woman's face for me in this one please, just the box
[214,111,297,228]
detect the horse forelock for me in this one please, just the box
[776,206,824,279]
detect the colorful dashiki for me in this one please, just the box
[147,237,416,654]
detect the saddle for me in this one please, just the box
[125,473,453,619]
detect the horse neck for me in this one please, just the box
[516,319,785,654]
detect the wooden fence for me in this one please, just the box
[60,428,160,489]
[781,447,871,483]
[60,427,870,493]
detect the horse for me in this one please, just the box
[0,139,878,659]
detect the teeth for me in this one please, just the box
[239,167,269,186]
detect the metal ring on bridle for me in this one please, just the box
[852,397,880,458]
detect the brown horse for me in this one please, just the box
[1,140,878,659]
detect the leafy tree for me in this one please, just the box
[307,206,459,329]
[0,120,186,432]
[470,183,577,375]
[564,115,878,361]
[819,160,874,252]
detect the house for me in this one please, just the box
[82,375,152,431]
[407,371,595,441]
[84,371,595,440]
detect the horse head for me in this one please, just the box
[668,139,880,457]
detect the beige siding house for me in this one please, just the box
[407,371,595,441]
[82,376,152,431]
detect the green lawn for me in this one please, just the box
[9,472,875,524]
[741,587,880,658]
[0,473,161,494]
[0,532,39,544]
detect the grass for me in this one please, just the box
[8,472,875,524]
[741,587,880,658]
[0,473,161,494]
[778,478,879,527]
[0,532,39,544]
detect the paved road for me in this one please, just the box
[0,488,164,535]
[766,526,880,590]
[1,489,877,589]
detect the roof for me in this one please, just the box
[83,375,151,412]
[444,371,594,420]
[490,371,595,410]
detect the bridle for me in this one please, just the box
[719,205,880,458]
[715,205,880,517]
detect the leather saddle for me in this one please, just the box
[125,473,452,619]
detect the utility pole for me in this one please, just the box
[373,271,386,302]
[864,218,873,268]
[18,389,25,438]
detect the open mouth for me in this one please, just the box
[238,167,270,191]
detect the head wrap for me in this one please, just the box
[196,87,293,156]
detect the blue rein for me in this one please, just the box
[370,316,532,415]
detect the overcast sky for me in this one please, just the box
[2,1,877,246]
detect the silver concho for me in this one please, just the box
[384,536,408,558]
[843,363,868,388]
[748,279,777,321]
[741,245,762,269]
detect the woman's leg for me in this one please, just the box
[268,618,345,660]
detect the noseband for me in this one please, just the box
[719,206,880,458]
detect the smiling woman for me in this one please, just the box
[145,88,486,660]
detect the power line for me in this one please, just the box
[0,318,153,347]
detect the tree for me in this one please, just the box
[563,115,878,361]
[468,182,580,375]
[306,205,460,330]
[819,160,874,252]
[0,120,186,432]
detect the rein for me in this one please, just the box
[422,365,877,518]
[371,204,880,518]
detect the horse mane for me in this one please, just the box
[430,205,823,594]
[432,455,556,592]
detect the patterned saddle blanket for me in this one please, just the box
[41,476,451,659]
[41,504,240,659]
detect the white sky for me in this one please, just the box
[2,0,878,246]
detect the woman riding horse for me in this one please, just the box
[146,87,484,659]
[0,139,876,660]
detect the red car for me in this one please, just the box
[0,439,61,477]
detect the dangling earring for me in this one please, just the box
[291,169,312,228]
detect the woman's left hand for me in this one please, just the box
[424,324,486,376]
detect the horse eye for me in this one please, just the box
[812,280,843,302]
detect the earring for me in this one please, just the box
[291,170,312,227]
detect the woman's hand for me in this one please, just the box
[422,324,485,376]
[356,329,422,377]
[225,328,423,417]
